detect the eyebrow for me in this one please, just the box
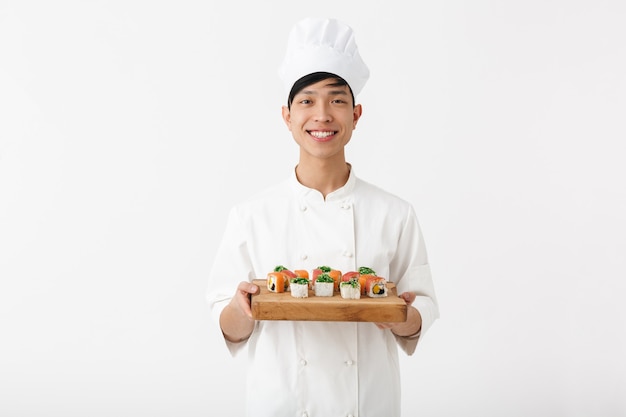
[296,88,349,97]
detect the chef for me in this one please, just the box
[206,17,439,417]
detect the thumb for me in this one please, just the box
[248,282,260,295]
[400,292,416,305]
[238,281,260,296]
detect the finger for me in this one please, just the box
[238,282,259,295]
[235,293,254,319]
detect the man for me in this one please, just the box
[206,17,439,417]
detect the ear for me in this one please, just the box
[281,106,292,130]
[352,104,363,129]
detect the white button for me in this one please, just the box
[343,251,353,258]
[300,359,307,366]
[341,202,351,209]
[302,413,308,417]
[300,205,307,211]
[300,254,308,260]
[345,360,353,366]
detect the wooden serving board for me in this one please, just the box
[251,279,407,322]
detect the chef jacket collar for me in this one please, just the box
[290,164,356,202]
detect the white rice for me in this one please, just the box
[314,281,334,297]
[340,282,361,299]
[290,283,309,298]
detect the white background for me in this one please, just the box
[1,1,625,416]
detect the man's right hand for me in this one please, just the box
[219,281,260,343]
[232,281,259,319]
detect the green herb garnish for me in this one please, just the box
[358,266,376,275]
[317,265,331,273]
[315,273,334,283]
[341,278,360,288]
[290,277,310,285]
[274,265,288,272]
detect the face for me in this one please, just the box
[282,79,362,164]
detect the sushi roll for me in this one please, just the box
[275,265,296,279]
[357,267,377,295]
[342,270,365,295]
[267,271,288,293]
[294,269,309,279]
[328,269,342,292]
[290,277,310,298]
[314,273,334,297]
[312,266,330,286]
[340,278,361,299]
[273,265,296,291]
[365,275,388,298]
[294,269,311,289]
[313,266,341,291]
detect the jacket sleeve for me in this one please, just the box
[206,205,255,357]
[391,205,439,356]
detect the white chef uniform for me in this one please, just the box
[206,168,439,417]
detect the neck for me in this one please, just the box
[295,159,351,199]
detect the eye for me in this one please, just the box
[299,99,312,105]
[332,99,347,104]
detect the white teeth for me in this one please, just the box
[309,131,335,138]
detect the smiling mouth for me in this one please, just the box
[308,130,337,140]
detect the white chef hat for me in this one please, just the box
[278,17,370,97]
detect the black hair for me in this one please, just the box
[287,72,355,110]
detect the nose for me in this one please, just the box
[313,102,332,122]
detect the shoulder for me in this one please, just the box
[353,176,413,211]
[229,178,292,216]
